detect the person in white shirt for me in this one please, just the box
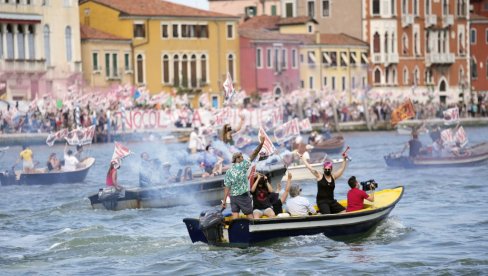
[188,127,199,154]
[63,143,79,171]
[285,183,317,216]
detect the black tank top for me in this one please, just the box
[317,174,335,203]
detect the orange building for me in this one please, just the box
[363,0,469,104]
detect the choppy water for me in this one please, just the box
[1,127,487,275]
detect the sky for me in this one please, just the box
[166,0,209,10]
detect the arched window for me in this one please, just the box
[402,0,408,15]
[425,0,431,15]
[403,67,409,85]
[384,32,389,54]
[43,24,51,65]
[28,25,35,59]
[227,53,234,80]
[391,33,395,53]
[373,32,380,53]
[65,26,72,62]
[413,67,419,85]
[425,32,430,53]
[162,54,169,83]
[374,68,381,84]
[414,32,418,55]
[181,54,188,87]
[458,32,464,54]
[173,54,180,86]
[385,68,390,85]
[136,54,144,84]
[17,25,25,60]
[402,34,408,55]
[201,54,207,84]
[392,67,397,84]
[190,54,197,87]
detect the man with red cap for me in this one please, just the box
[300,153,348,214]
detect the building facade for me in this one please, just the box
[79,0,240,107]
[0,0,82,100]
[209,0,281,19]
[470,0,488,96]
[363,0,469,104]
[80,25,132,89]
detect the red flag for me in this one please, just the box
[390,99,415,126]
[112,142,132,162]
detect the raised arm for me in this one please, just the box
[280,172,293,203]
[332,156,348,180]
[265,176,273,193]
[249,135,265,162]
[299,153,321,180]
[250,174,261,193]
[234,113,245,133]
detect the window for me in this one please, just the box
[134,23,145,38]
[309,76,313,89]
[201,54,207,83]
[352,77,356,89]
[331,77,335,90]
[323,76,327,87]
[372,0,380,15]
[414,32,419,55]
[308,25,313,33]
[425,0,431,15]
[162,24,169,38]
[373,32,380,53]
[17,25,25,60]
[342,76,346,91]
[256,48,263,68]
[486,29,488,44]
[391,0,395,15]
[403,67,409,84]
[402,34,409,54]
[292,49,297,68]
[330,52,337,66]
[281,48,287,69]
[285,2,293,17]
[190,54,197,87]
[267,48,272,68]
[471,58,477,79]
[307,51,316,65]
[322,0,330,17]
[442,0,448,16]
[182,54,188,87]
[105,53,110,77]
[65,26,72,62]
[470,29,476,44]
[457,0,466,17]
[374,68,381,84]
[413,0,418,16]
[274,48,280,71]
[43,25,50,66]
[28,25,35,59]
[226,23,234,39]
[227,54,235,80]
[124,53,131,71]
[271,5,277,16]
[173,55,180,86]
[112,53,118,77]
[137,54,144,84]
[104,53,119,78]
[92,52,99,71]
[307,1,315,18]
[402,0,407,15]
[162,55,169,83]
[172,24,179,38]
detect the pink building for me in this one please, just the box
[239,16,309,96]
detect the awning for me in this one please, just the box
[361,53,369,63]
[322,52,331,64]
[350,52,359,64]
[308,52,316,64]
[0,13,42,24]
[341,53,349,65]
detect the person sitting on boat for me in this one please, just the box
[285,183,317,216]
[300,154,348,214]
[139,152,153,187]
[346,176,374,212]
[74,145,85,161]
[221,135,265,219]
[251,173,276,218]
[63,143,80,171]
[16,144,35,173]
[432,137,444,157]
[268,171,293,216]
[46,153,61,172]
[200,145,224,178]
[161,162,180,183]
[401,132,423,158]
[106,160,124,191]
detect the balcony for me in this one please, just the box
[0,59,47,74]
[402,14,414,28]
[425,14,437,27]
[425,53,455,66]
[384,53,399,65]
[442,15,454,28]
[372,53,383,64]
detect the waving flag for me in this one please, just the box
[455,126,468,147]
[112,141,132,162]
[46,128,68,147]
[440,129,455,146]
[443,107,459,125]
[258,127,276,157]
[390,99,415,126]
[223,72,235,102]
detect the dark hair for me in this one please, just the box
[67,149,73,155]
[348,176,357,188]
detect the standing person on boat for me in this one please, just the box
[285,183,317,216]
[301,154,348,214]
[74,145,84,161]
[16,144,35,173]
[106,160,124,191]
[188,127,199,154]
[346,176,374,212]
[222,113,245,146]
[139,152,152,187]
[221,135,265,219]
[401,132,423,158]
[63,143,79,171]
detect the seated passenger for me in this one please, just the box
[269,172,293,215]
[63,143,79,171]
[285,183,317,216]
[346,176,374,212]
[251,173,276,218]
[47,153,61,171]
[432,138,444,157]
[200,145,223,177]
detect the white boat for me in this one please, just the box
[282,158,345,181]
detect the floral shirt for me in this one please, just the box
[224,159,251,196]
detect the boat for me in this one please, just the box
[384,142,488,168]
[88,161,287,211]
[0,157,96,185]
[282,158,345,181]
[183,186,404,247]
[308,135,345,160]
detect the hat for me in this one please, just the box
[305,144,314,150]
[289,183,301,197]
[323,160,333,169]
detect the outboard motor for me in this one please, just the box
[98,188,122,211]
[199,209,224,245]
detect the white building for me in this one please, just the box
[0,0,81,100]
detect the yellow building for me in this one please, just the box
[79,0,240,107]
[299,33,369,104]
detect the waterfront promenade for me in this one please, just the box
[1,117,487,147]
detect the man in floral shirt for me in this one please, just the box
[222,135,264,219]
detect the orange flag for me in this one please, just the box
[391,99,415,126]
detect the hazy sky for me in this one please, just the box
[167,0,209,10]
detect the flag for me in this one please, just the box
[112,141,132,162]
[443,107,459,125]
[199,92,210,108]
[299,118,313,132]
[440,129,454,146]
[223,72,235,101]
[454,126,468,147]
[390,99,415,126]
[258,127,276,157]
[46,129,68,147]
